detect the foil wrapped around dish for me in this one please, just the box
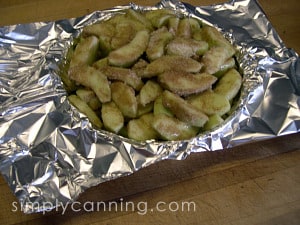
[0,0,299,213]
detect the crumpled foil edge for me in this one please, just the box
[0,0,299,213]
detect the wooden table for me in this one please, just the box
[0,1,299,224]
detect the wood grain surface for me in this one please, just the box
[0,1,299,224]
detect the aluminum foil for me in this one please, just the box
[0,0,299,213]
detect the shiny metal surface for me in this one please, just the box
[0,0,299,213]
